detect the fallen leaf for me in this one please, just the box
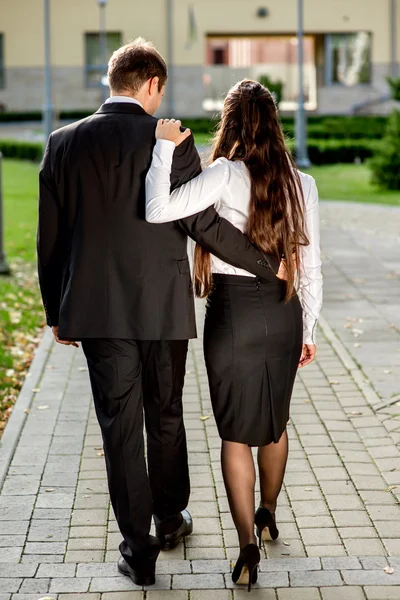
[37,405,49,410]
[24,409,30,414]
[94,447,103,451]
[45,488,55,492]
[97,452,104,457]
[32,388,40,393]
[384,370,392,375]
[329,380,339,385]
[349,412,363,416]
[283,541,291,546]
[385,485,397,492]
[200,415,211,421]
[354,343,361,348]
[78,367,88,372]
[384,566,394,574]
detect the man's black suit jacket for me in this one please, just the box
[37,102,277,340]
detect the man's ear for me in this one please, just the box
[149,76,159,96]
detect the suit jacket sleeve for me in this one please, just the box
[171,134,279,280]
[37,134,68,327]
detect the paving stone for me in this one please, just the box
[0,582,22,594]
[306,546,347,557]
[69,526,106,538]
[338,527,378,539]
[90,578,140,593]
[260,558,320,572]
[300,528,341,546]
[289,570,343,587]
[60,595,101,600]
[20,554,64,563]
[364,587,400,599]
[359,557,389,570]
[147,593,186,600]
[191,560,230,574]
[321,557,361,570]
[343,539,386,556]
[321,588,365,600]
[172,574,225,589]
[69,538,106,551]
[331,511,372,527]
[65,551,104,563]
[0,549,23,563]
[100,594,142,600]
[382,539,400,554]
[0,566,37,579]
[186,547,226,560]
[277,589,321,600]
[24,542,66,555]
[193,592,230,600]
[37,564,77,578]
[49,578,91,593]
[342,570,400,585]
[19,579,50,594]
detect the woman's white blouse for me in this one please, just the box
[145,139,323,345]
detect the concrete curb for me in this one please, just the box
[318,314,382,408]
[0,328,53,490]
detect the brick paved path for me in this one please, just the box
[0,202,400,600]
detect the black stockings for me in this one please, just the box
[221,430,288,548]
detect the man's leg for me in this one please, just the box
[139,340,190,529]
[82,338,154,559]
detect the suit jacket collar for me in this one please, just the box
[95,103,149,117]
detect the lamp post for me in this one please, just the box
[166,0,175,116]
[390,0,398,77]
[98,0,108,104]
[43,0,54,146]
[295,0,310,168]
[0,153,10,275]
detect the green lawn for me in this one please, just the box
[306,163,400,205]
[0,159,44,435]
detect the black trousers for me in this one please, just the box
[82,339,190,557]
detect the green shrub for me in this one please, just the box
[0,139,43,161]
[258,75,284,106]
[369,110,400,189]
[288,138,381,165]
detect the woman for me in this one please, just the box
[145,80,322,591]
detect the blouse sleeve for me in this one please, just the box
[299,176,323,345]
[145,139,228,223]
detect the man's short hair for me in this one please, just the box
[108,37,167,94]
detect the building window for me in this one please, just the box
[0,34,4,89]
[85,32,122,87]
[325,32,371,86]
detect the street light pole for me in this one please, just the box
[43,0,54,146]
[98,0,108,104]
[390,0,398,77]
[166,0,175,117]
[0,153,10,275]
[295,0,311,168]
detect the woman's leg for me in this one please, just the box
[257,429,289,513]
[221,440,257,548]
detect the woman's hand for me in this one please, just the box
[298,344,316,368]
[156,118,192,146]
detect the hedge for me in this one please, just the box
[0,139,43,161]
[0,136,381,166]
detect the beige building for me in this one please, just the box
[0,0,399,117]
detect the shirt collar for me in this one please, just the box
[105,96,144,108]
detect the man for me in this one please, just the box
[37,38,278,586]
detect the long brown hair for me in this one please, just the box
[194,79,309,301]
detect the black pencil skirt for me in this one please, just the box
[204,274,303,447]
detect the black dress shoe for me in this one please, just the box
[118,556,157,587]
[155,509,193,550]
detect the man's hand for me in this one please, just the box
[299,344,316,368]
[52,326,79,348]
[277,253,298,281]
[156,119,192,146]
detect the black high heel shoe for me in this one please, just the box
[231,543,260,592]
[255,507,279,547]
